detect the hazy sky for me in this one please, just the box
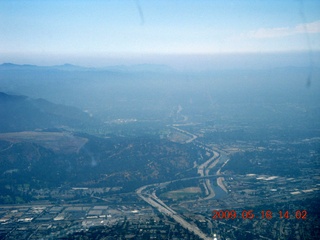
[1,0,320,68]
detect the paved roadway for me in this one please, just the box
[136,125,232,239]
[136,185,211,240]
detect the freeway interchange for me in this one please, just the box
[136,125,229,240]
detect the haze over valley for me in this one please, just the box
[0,62,319,239]
[1,0,320,239]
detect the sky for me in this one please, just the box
[0,0,320,69]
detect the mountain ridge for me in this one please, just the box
[0,62,175,73]
[0,92,100,133]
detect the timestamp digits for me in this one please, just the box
[212,210,307,220]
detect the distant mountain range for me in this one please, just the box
[1,62,319,126]
[0,92,99,132]
[0,63,96,72]
[0,63,174,73]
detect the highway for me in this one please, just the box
[135,125,234,239]
[136,184,211,240]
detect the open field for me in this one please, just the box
[0,131,88,153]
[162,187,202,200]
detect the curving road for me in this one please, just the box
[136,125,234,239]
[136,184,211,240]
